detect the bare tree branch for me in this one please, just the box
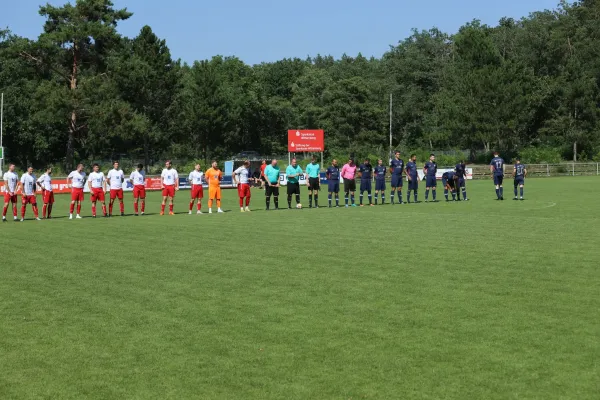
[19,51,71,84]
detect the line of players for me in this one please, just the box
[1,159,247,221]
[257,152,469,210]
[2,151,528,221]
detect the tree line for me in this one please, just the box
[1,0,599,172]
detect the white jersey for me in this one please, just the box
[188,170,204,185]
[37,173,53,192]
[88,172,105,189]
[106,169,125,190]
[130,170,146,186]
[234,166,251,184]
[161,168,178,186]
[67,170,86,189]
[20,174,36,196]
[3,171,19,193]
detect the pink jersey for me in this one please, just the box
[341,164,357,180]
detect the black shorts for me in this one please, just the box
[344,178,356,192]
[266,185,279,197]
[308,177,320,190]
[287,182,300,195]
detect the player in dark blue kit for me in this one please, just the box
[423,154,438,202]
[490,151,505,200]
[358,158,374,206]
[326,159,341,207]
[513,158,527,200]
[405,154,419,203]
[373,159,387,205]
[389,151,405,204]
[454,160,469,201]
[442,171,457,201]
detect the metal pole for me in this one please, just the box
[546,163,549,177]
[0,93,3,174]
[389,93,393,159]
[573,162,575,176]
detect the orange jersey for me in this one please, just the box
[205,168,223,187]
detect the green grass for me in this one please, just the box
[1,178,599,399]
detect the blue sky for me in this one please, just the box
[3,0,559,65]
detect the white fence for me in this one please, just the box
[464,163,600,179]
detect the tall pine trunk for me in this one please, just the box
[66,43,78,171]
[144,134,150,173]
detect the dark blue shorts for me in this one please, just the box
[494,175,504,185]
[391,175,403,188]
[328,181,340,193]
[408,177,418,190]
[442,178,455,189]
[457,178,466,188]
[375,180,386,191]
[426,176,437,187]
[360,180,372,192]
[514,177,524,186]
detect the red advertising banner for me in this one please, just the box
[288,130,324,152]
[0,179,72,194]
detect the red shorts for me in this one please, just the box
[191,184,204,199]
[71,188,84,202]
[133,185,146,199]
[43,190,55,204]
[91,188,105,202]
[110,189,124,200]
[238,183,251,198]
[162,185,175,198]
[4,192,17,203]
[21,195,37,205]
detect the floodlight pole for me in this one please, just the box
[389,93,393,160]
[0,92,4,173]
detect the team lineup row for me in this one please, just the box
[2,151,528,221]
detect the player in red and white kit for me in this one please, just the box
[36,167,54,219]
[2,163,19,222]
[67,163,86,219]
[129,163,146,216]
[233,160,252,212]
[160,160,179,215]
[20,167,40,221]
[87,163,107,217]
[188,164,204,215]
[106,161,125,217]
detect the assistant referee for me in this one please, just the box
[264,159,281,210]
[285,158,303,209]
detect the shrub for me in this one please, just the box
[518,147,562,164]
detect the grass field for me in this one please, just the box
[1,177,599,399]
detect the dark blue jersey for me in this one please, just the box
[490,157,505,176]
[359,164,373,180]
[424,161,437,177]
[514,164,526,177]
[455,163,466,178]
[443,171,455,181]
[390,159,404,176]
[374,166,386,181]
[406,161,417,177]
[326,166,340,181]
